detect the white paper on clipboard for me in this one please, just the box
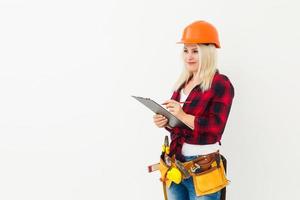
[131,95,193,130]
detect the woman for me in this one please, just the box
[153,20,234,200]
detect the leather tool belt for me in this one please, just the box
[157,151,230,196]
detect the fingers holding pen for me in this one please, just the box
[162,100,180,110]
[162,100,185,119]
[162,100,173,109]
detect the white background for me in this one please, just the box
[1,0,300,199]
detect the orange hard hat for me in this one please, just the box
[177,20,221,48]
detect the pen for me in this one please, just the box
[161,101,192,105]
[178,101,192,104]
[179,101,192,104]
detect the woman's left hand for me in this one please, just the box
[162,100,186,120]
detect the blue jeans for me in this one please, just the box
[167,155,221,200]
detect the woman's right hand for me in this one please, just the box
[153,114,168,128]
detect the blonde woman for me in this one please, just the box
[153,21,234,200]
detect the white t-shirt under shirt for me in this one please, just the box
[180,88,220,156]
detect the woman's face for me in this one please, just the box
[183,44,200,73]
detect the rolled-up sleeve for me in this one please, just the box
[193,77,235,142]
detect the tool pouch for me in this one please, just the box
[191,155,229,196]
[159,156,182,188]
[159,157,169,181]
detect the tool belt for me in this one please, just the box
[157,151,230,196]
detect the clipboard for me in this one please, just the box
[132,95,193,130]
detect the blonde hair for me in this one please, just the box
[172,44,218,92]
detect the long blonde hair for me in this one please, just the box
[172,44,218,92]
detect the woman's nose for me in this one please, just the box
[187,52,194,60]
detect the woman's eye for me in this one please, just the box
[183,49,198,53]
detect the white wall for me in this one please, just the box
[1,0,300,199]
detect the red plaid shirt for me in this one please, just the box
[165,70,234,161]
